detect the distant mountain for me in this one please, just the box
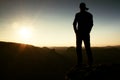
[0,41,120,80]
[0,41,71,80]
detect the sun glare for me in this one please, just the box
[19,27,32,39]
[12,22,35,44]
[19,28,31,38]
[17,26,34,44]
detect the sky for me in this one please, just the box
[0,0,120,47]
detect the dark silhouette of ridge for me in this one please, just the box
[0,41,69,80]
[0,41,120,80]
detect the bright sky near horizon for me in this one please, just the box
[0,0,120,47]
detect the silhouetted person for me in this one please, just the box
[73,3,93,66]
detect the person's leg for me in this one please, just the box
[76,35,82,65]
[83,34,93,65]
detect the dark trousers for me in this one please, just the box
[76,34,93,65]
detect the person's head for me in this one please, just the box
[79,2,89,11]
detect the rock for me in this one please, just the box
[65,64,120,80]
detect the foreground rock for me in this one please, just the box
[66,64,120,80]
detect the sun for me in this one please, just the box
[17,26,34,44]
[12,22,35,44]
[19,27,31,39]
[19,27,32,39]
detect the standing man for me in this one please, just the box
[73,3,93,66]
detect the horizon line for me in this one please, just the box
[0,41,120,48]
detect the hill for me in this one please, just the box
[0,41,120,80]
[0,41,72,80]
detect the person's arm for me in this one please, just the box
[89,14,93,33]
[73,14,78,34]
